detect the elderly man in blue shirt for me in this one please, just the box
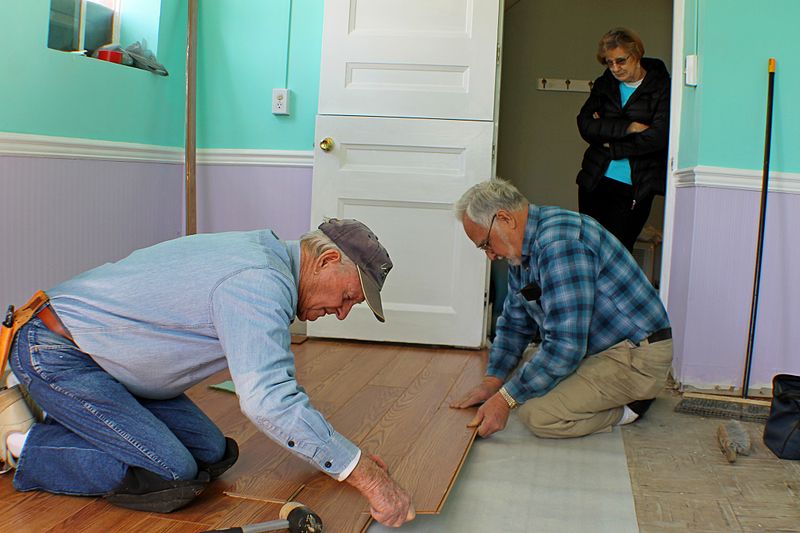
[451,178,673,439]
[0,218,415,527]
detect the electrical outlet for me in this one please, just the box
[272,88,290,115]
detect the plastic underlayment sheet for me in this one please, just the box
[368,412,638,533]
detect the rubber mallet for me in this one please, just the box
[202,501,323,533]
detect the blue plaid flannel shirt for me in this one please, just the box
[489,205,670,403]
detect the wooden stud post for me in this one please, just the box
[185,0,198,235]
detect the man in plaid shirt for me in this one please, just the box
[451,179,672,438]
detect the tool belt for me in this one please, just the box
[1,291,73,378]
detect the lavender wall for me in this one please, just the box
[669,185,800,391]
[0,155,182,307]
[196,165,313,239]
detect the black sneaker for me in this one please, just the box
[627,398,656,418]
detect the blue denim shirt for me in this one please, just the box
[48,230,359,479]
[488,206,670,403]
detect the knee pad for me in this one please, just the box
[104,467,210,513]
[198,436,239,480]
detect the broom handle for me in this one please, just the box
[742,58,776,398]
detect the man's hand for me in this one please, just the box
[467,392,511,438]
[346,453,415,527]
[450,376,503,409]
[627,121,650,134]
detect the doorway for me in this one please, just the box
[495,0,673,304]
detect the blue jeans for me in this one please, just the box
[9,318,226,495]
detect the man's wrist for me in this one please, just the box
[498,386,518,410]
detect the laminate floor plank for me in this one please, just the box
[369,347,436,388]
[293,473,372,533]
[41,500,197,533]
[325,384,405,444]
[0,341,489,532]
[358,353,469,458]
[293,340,363,386]
[224,446,314,502]
[390,352,485,512]
[304,345,400,416]
[2,489,94,532]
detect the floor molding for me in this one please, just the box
[0,132,313,167]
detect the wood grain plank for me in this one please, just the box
[0,341,491,533]
[294,474,372,533]
[1,489,94,532]
[369,346,435,388]
[326,384,405,444]
[41,500,205,533]
[358,352,469,458]
[225,450,315,502]
[206,500,284,531]
[304,345,399,415]
[382,352,484,513]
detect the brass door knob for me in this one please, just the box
[319,137,334,152]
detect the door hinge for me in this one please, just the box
[496,44,501,64]
[492,143,496,160]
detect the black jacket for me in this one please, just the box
[576,57,671,204]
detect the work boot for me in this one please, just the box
[0,384,36,474]
[104,467,211,513]
[198,436,239,480]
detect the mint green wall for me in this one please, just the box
[0,0,186,146]
[679,0,800,172]
[196,0,323,150]
[120,0,161,52]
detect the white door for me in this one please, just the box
[309,115,493,347]
[308,0,501,347]
[318,0,500,120]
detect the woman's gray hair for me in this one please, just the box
[596,27,645,65]
[299,228,355,266]
[454,178,528,227]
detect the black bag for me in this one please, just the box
[763,374,800,459]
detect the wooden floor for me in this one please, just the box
[3,340,800,532]
[0,339,485,533]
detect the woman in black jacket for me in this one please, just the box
[576,27,670,252]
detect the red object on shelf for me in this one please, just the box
[97,50,123,64]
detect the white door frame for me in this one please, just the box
[659,0,686,308]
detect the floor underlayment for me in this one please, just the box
[370,411,638,533]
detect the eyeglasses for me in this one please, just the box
[476,214,496,251]
[605,55,630,68]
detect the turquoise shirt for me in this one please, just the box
[48,230,359,478]
[604,82,638,185]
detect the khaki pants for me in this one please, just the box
[517,337,673,439]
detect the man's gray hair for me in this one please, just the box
[300,229,355,266]
[454,178,529,227]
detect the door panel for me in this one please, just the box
[319,0,500,120]
[308,115,492,347]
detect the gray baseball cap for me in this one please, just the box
[318,218,393,322]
